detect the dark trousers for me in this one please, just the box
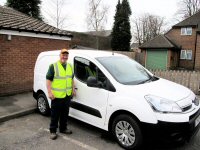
[49,96,71,133]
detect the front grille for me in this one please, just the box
[182,105,192,112]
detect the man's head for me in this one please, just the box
[59,48,69,64]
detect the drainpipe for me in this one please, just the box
[193,27,198,70]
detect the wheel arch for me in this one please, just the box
[37,89,45,95]
[108,110,141,132]
[33,89,45,98]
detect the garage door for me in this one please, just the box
[146,50,168,70]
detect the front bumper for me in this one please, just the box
[141,108,200,142]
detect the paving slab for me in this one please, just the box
[0,92,37,122]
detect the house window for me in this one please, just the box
[181,27,192,35]
[180,50,192,60]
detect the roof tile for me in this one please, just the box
[139,35,180,49]
[173,11,200,29]
[0,5,72,37]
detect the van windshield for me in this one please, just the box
[97,56,153,85]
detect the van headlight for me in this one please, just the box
[193,97,199,106]
[145,95,182,113]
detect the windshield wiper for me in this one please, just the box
[138,75,154,84]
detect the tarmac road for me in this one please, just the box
[0,113,122,150]
[0,113,200,150]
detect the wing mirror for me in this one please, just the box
[87,76,103,88]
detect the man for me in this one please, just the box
[46,48,75,140]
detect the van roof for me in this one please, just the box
[39,49,125,58]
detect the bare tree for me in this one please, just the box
[86,0,109,49]
[132,13,165,44]
[42,0,69,29]
[177,0,200,19]
[86,0,108,32]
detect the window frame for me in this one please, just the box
[180,50,186,59]
[181,27,192,35]
[186,50,192,60]
[74,57,108,88]
[180,50,192,60]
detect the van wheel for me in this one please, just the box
[37,93,50,116]
[112,114,142,150]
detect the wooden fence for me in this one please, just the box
[150,70,200,94]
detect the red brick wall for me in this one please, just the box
[0,34,71,96]
[166,28,197,69]
[195,34,200,70]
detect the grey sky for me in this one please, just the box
[0,0,180,32]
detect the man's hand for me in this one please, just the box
[73,89,76,97]
[72,81,76,97]
[48,92,55,100]
[46,79,55,100]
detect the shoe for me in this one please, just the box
[50,133,57,140]
[60,129,72,134]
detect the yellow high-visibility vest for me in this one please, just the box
[51,61,73,98]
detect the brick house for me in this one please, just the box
[0,6,73,96]
[140,11,200,70]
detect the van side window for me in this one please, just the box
[74,57,89,82]
[74,57,107,88]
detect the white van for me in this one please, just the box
[33,49,200,149]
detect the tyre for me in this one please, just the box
[37,93,50,115]
[112,114,143,150]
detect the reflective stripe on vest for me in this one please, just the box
[51,61,73,98]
